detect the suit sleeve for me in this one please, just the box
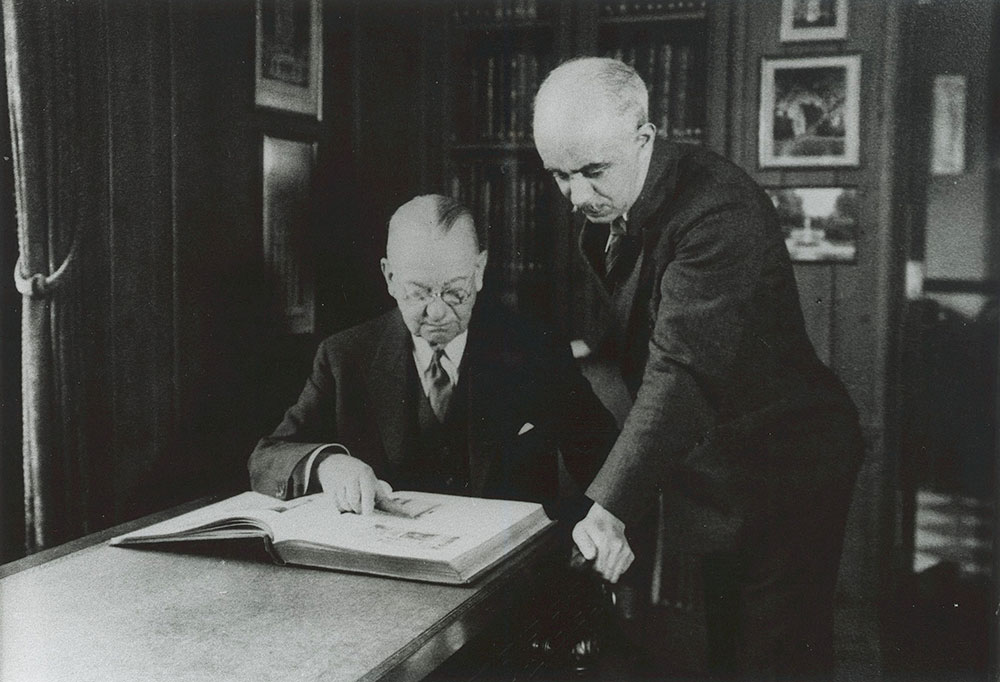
[248,340,344,499]
[547,337,619,497]
[585,202,770,524]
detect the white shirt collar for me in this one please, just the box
[411,330,468,386]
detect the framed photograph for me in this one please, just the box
[930,75,966,175]
[780,0,848,42]
[255,0,323,119]
[766,186,859,263]
[263,135,317,333]
[759,55,861,168]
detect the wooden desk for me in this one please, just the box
[0,498,561,682]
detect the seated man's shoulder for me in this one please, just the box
[317,308,401,357]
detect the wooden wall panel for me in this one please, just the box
[169,0,262,497]
[105,1,178,516]
[794,266,833,364]
[715,0,907,668]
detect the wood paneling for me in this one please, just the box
[714,0,907,668]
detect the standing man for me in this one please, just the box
[249,194,617,525]
[532,57,864,677]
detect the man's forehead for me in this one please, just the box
[387,239,478,281]
[536,125,626,171]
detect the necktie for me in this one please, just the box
[425,348,453,422]
[604,216,628,278]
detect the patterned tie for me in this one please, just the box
[604,216,628,278]
[425,347,453,422]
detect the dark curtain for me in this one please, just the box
[3,0,180,553]
[3,0,112,551]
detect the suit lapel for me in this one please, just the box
[365,310,412,466]
[584,139,682,348]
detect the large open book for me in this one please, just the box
[110,491,554,585]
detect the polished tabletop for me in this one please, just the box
[0,496,557,682]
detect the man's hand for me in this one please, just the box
[572,502,634,583]
[317,454,393,514]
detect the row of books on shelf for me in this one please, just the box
[600,0,706,17]
[463,51,544,144]
[603,42,703,143]
[451,163,550,284]
[456,43,702,144]
[453,0,543,23]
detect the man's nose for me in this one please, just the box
[567,176,594,208]
[424,296,450,320]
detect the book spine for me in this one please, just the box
[517,52,528,141]
[672,44,689,138]
[262,535,286,565]
[485,54,495,141]
[657,42,673,136]
[505,54,521,141]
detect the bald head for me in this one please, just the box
[532,59,656,223]
[533,57,649,142]
[386,195,482,261]
[382,195,487,346]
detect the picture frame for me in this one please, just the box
[255,0,323,120]
[930,74,966,175]
[766,186,859,263]
[262,135,317,334]
[759,55,861,168]
[780,0,848,42]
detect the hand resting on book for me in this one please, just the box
[317,453,397,515]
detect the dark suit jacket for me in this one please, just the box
[249,303,618,520]
[582,140,864,552]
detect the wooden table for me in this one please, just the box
[0,497,562,682]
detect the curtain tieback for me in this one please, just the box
[13,230,80,299]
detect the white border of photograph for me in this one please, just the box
[255,0,323,120]
[930,74,966,175]
[766,186,859,264]
[759,55,861,168]
[780,0,849,42]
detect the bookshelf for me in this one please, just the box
[444,0,710,336]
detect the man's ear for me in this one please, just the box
[474,250,488,291]
[636,121,656,148]
[380,258,393,293]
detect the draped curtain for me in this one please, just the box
[3,0,178,552]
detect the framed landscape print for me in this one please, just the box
[759,55,861,168]
[780,0,848,42]
[255,0,323,119]
[766,186,859,263]
[263,135,317,333]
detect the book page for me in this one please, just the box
[270,492,545,563]
[110,491,316,544]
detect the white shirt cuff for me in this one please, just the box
[302,443,350,493]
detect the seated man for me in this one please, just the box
[249,194,618,525]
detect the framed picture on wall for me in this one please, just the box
[263,135,317,334]
[780,0,848,42]
[759,55,861,168]
[255,0,323,120]
[766,186,859,263]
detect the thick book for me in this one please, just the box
[110,491,555,585]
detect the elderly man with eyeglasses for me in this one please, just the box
[249,194,618,528]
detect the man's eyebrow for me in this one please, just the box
[403,276,469,289]
[441,275,472,287]
[545,162,609,175]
